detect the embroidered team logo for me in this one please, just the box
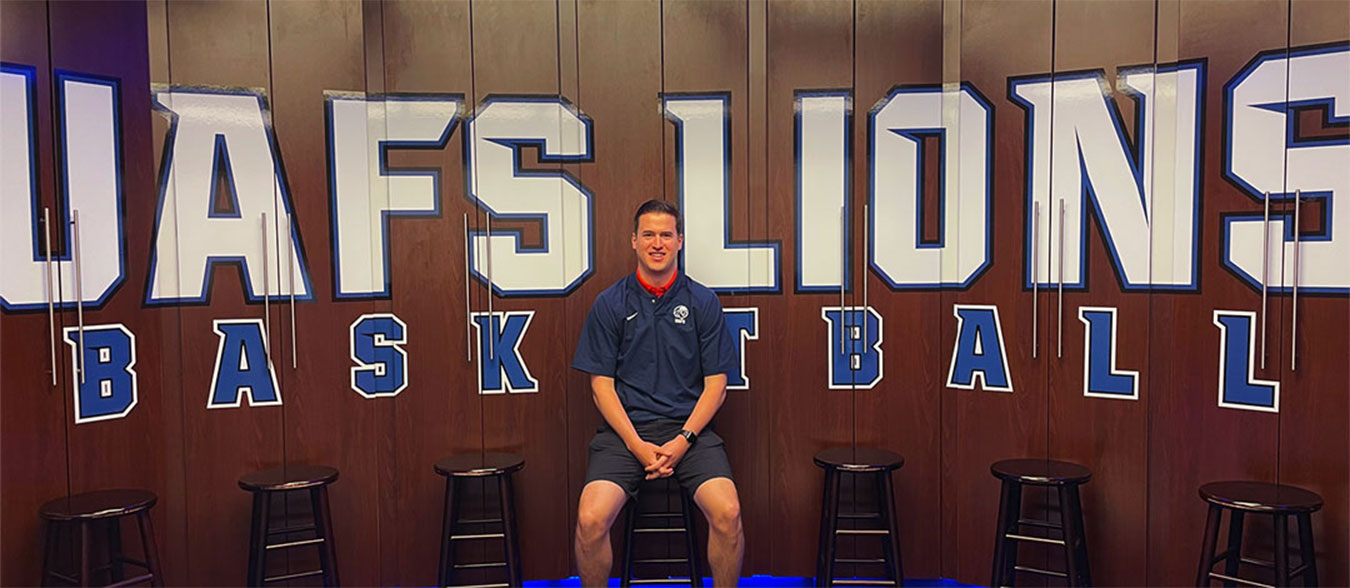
[673,305,689,325]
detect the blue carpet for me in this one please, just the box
[523,577,976,587]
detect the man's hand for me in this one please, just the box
[647,436,691,479]
[627,440,668,473]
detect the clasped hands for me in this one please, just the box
[628,436,691,480]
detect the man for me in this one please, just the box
[572,199,744,587]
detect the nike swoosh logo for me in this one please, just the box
[626,312,639,321]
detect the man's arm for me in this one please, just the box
[590,374,666,473]
[652,373,727,477]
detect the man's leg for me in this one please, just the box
[575,480,630,587]
[693,477,743,587]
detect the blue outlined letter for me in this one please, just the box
[723,307,760,390]
[947,304,1012,392]
[821,306,883,390]
[666,95,780,292]
[870,84,992,289]
[208,319,281,408]
[1011,63,1204,291]
[1078,307,1139,399]
[472,310,539,394]
[1213,310,1279,412]
[2,67,126,310]
[328,95,461,298]
[62,324,138,424]
[350,313,409,398]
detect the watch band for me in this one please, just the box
[679,429,697,444]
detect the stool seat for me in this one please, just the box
[1199,481,1324,514]
[434,451,525,477]
[991,458,1091,486]
[238,464,339,492]
[813,446,905,473]
[40,489,157,521]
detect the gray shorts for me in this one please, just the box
[584,419,734,499]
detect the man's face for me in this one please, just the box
[632,212,683,274]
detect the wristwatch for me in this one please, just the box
[678,429,698,444]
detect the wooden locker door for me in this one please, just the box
[266,2,387,584]
[948,1,1055,584]
[375,1,481,585]
[155,3,287,583]
[661,0,766,577]
[1044,2,1158,584]
[1279,2,1349,585]
[1146,1,1288,583]
[564,0,669,577]
[46,1,177,583]
[0,3,72,584]
[852,0,946,579]
[470,0,576,579]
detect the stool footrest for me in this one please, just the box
[835,557,887,564]
[266,523,316,536]
[106,573,155,588]
[265,537,325,550]
[836,529,888,536]
[638,512,684,518]
[1013,564,1068,579]
[455,518,503,525]
[450,532,505,541]
[634,558,691,564]
[1207,571,1275,588]
[629,578,696,585]
[635,527,687,534]
[453,562,507,570]
[445,583,509,588]
[838,513,882,520]
[1005,532,1065,546]
[1016,517,1062,529]
[831,579,898,586]
[265,569,325,583]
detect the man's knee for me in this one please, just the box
[709,498,741,536]
[576,482,627,544]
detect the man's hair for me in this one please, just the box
[633,199,683,234]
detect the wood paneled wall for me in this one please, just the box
[1,1,1345,586]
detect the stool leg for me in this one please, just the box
[819,468,842,588]
[311,486,340,587]
[1222,511,1244,588]
[438,477,458,588]
[681,489,703,588]
[41,521,59,587]
[1057,485,1086,587]
[79,521,91,587]
[106,518,125,583]
[1274,514,1289,588]
[1196,504,1222,587]
[136,511,164,587]
[499,474,523,587]
[1297,513,1317,587]
[875,471,904,586]
[621,499,636,588]
[991,480,1021,588]
[248,493,271,587]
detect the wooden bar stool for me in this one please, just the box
[989,458,1092,588]
[1196,481,1322,587]
[434,452,524,588]
[40,489,164,587]
[814,447,906,587]
[620,477,703,587]
[238,465,340,587]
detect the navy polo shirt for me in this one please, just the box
[572,272,738,423]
